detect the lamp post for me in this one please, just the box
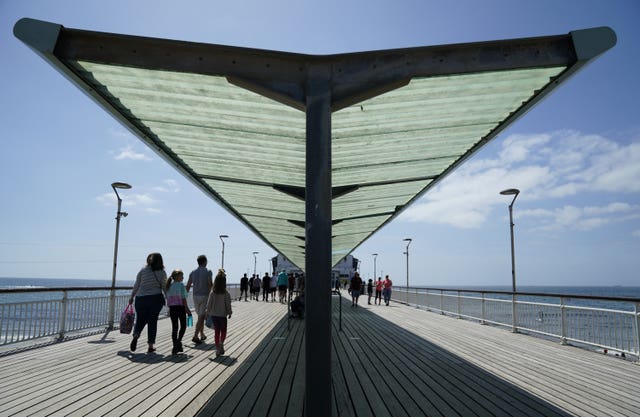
[252,251,259,276]
[500,188,520,332]
[403,238,412,304]
[108,182,131,330]
[372,253,378,281]
[219,234,229,269]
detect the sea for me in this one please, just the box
[1,277,639,304]
[0,277,136,304]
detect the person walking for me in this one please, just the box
[129,252,167,353]
[288,273,295,302]
[248,274,255,300]
[383,275,393,306]
[240,273,249,301]
[375,277,383,305]
[262,272,271,301]
[350,272,363,307]
[165,269,191,355]
[206,269,232,356]
[252,274,261,300]
[367,279,374,305]
[186,255,213,345]
[270,272,278,302]
[277,270,288,303]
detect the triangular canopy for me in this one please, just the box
[14,18,616,270]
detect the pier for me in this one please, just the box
[1,293,638,416]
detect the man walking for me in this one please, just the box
[186,255,213,344]
[240,273,249,301]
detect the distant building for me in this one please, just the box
[270,254,359,289]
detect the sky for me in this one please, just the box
[1,0,639,288]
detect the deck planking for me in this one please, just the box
[0,293,639,416]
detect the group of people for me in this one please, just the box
[238,271,304,304]
[349,273,393,307]
[128,253,232,357]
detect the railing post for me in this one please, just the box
[634,302,639,362]
[457,290,462,319]
[481,292,486,325]
[511,292,518,333]
[108,288,116,330]
[58,290,68,341]
[440,290,444,315]
[561,296,567,345]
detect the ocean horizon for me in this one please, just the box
[2,277,639,301]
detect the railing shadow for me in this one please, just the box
[333,295,573,416]
[194,294,574,416]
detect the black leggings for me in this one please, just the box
[133,293,164,344]
[169,305,187,345]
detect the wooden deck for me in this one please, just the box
[0,293,638,416]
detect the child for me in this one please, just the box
[206,269,232,356]
[166,269,191,355]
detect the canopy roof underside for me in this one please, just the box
[14,19,616,269]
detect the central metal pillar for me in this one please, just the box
[304,64,333,417]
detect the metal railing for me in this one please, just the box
[0,284,241,346]
[393,287,640,359]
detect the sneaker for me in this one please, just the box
[130,335,138,352]
[192,337,202,345]
[219,342,225,355]
[200,335,207,341]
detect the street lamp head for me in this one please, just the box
[372,253,378,256]
[111,182,132,190]
[500,188,520,196]
[253,251,259,255]
[403,238,412,242]
[219,234,229,239]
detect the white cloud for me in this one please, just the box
[154,179,180,193]
[127,194,158,206]
[520,203,636,232]
[95,192,117,206]
[113,145,151,161]
[97,192,158,207]
[402,130,640,231]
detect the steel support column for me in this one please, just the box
[304,64,333,417]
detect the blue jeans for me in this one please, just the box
[383,288,391,304]
[134,293,164,344]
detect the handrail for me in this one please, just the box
[0,284,241,348]
[0,286,133,294]
[393,286,640,360]
[404,286,640,303]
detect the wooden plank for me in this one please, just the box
[402,312,635,416]
[371,298,640,417]
[267,318,304,417]
[1,293,639,417]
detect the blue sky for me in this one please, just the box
[1,0,638,287]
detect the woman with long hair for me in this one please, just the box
[206,269,232,356]
[129,252,166,353]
